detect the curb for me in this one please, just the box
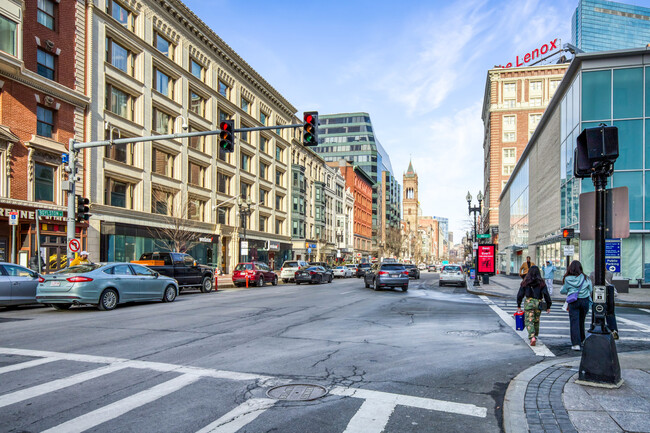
[503,357,581,433]
[467,286,650,309]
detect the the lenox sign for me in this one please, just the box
[496,39,560,69]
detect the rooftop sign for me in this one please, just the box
[496,39,560,69]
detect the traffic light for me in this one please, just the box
[76,195,90,222]
[562,228,575,239]
[219,120,234,152]
[575,125,619,178]
[302,111,318,146]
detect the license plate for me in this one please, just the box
[390,274,399,278]
[50,281,61,286]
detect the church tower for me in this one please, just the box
[403,160,418,231]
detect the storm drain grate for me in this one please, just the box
[266,384,328,401]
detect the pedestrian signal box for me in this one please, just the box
[562,228,575,238]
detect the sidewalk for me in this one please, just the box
[467,274,650,308]
[504,350,650,433]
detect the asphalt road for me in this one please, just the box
[2,272,644,432]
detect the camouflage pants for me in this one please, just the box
[524,298,541,340]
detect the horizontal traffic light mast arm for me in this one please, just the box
[71,123,305,151]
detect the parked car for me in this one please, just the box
[0,263,40,307]
[280,260,309,283]
[333,266,352,278]
[309,262,332,270]
[295,266,332,284]
[403,264,420,279]
[439,265,466,287]
[232,262,278,287]
[36,263,179,311]
[346,264,358,275]
[428,264,437,272]
[364,263,409,291]
[356,263,372,278]
[131,252,213,293]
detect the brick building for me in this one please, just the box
[329,160,373,259]
[481,64,568,244]
[0,0,88,270]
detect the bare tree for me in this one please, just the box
[148,190,202,253]
[384,226,403,258]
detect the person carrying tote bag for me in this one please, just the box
[516,266,552,347]
[560,260,593,351]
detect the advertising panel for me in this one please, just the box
[477,244,496,275]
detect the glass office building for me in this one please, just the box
[500,47,650,282]
[572,0,650,52]
[316,113,402,247]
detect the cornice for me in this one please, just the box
[0,69,89,108]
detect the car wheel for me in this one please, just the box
[282,279,288,284]
[328,275,332,283]
[439,282,445,287]
[296,281,301,285]
[272,276,278,286]
[52,303,72,310]
[365,278,370,288]
[257,276,264,287]
[98,289,118,311]
[373,278,379,291]
[163,285,177,302]
[200,277,213,293]
[403,285,408,292]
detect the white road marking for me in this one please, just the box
[0,364,127,409]
[538,333,650,342]
[479,295,555,357]
[618,316,650,332]
[0,357,56,374]
[331,387,487,418]
[41,374,200,433]
[195,398,276,433]
[340,291,355,294]
[342,399,396,433]
[640,308,650,314]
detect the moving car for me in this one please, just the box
[131,252,213,293]
[356,263,372,278]
[418,263,427,270]
[333,266,352,278]
[295,266,332,284]
[232,262,278,287]
[439,264,466,287]
[428,264,437,272]
[36,263,179,311]
[346,264,358,275]
[403,264,420,279]
[0,263,40,307]
[280,260,309,283]
[364,263,409,291]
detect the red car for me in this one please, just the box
[232,262,278,287]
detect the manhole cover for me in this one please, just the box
[266,384,328,401]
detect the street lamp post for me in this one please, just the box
[237,196,253,263]
[466,191,483,287]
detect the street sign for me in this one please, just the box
[38,209,64,217]
[240,241,248,249]
[605,258,621,273]
[68,238,81,253]
[472,242,478,250]
[477,234,490,239]
[563,245,575,256]
[605,239,621,257]
[8,211,18,226]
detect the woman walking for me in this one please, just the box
[517,266,552,346]
[561,260,593,351]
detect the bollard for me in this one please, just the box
[214,272,218,291]
[246,275,249,288]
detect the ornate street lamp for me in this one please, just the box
[467,190,483,287]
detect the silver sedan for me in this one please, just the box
[37,263,179,311]
[0,263,40,307]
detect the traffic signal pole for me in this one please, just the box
[64,121,306,262]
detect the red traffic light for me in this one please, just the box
[302,111,318,147]
[219,120,234,152]
[304,113,314,124]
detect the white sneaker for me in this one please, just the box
[571,345,581,351]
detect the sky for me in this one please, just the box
[184,0,650,242]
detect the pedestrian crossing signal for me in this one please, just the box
[303,111,318,146]
[562,228,574,238]
[219,120,234,152]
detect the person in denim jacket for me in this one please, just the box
[561,260,593,351]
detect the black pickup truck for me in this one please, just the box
[132,252,214,292]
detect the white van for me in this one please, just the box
[280,260,309,283]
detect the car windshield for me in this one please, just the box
[359,264,371,268]
[381,264,405,271]
[283,261,298,268]
[55,264,103,274]
[404,264,415,269]
[444,266,461,272]
[336,266,345,269]
[235,264,253,271]
[307,266,320,271]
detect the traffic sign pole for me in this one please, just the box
[66,139,77,266]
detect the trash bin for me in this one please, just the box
[482,274,490,284]
[514,310,524,331]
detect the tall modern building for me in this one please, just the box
[572,0,650,52]
[316,113,401,251]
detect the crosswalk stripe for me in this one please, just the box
[195,398,277,433]
[478,295,555,357]
[0,357,56,375]
[342,398,396,433]
[538,333,650,342]
[0,364,127,409]
[618,316,650,332]
[41,374,200,433]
